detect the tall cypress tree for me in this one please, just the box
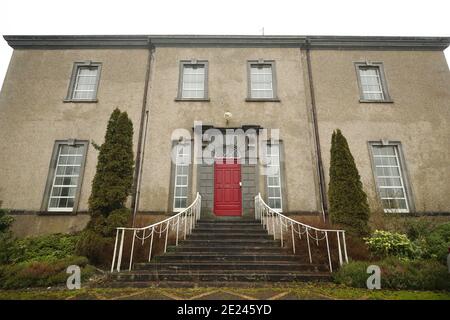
[88,108,134,216]
[328,129,370,235]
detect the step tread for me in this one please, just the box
[162,252,298,256]
[172,246,289,250]
[137,261,318,266]
[114,270,330,275]
[182,239,279,243]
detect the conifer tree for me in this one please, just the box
[328,129,370,235]
[88,108,134,216]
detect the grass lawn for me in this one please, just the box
[0,282,449,300]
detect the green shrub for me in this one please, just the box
[0,207,13,233]
[0,232,15,265]
[334,257,450,290]
[0,256,95,289]
[364,230,422,260]
[88,108,134,216]
[76,208,130,266]
[75,230,113,266]
[104,208,131,237]
[405,219,434,241]
[9,233,80,264]
[328,129,370,236]
[423,222,450,263]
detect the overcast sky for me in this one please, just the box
[0,0,449,89]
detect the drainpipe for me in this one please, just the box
[304,38,328,222]
[131,39,154,227]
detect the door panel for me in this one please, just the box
[214,159,242,216]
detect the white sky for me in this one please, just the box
[0,0,449,89]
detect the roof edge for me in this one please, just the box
[3,35,450,50]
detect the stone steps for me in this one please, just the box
[187,233,274,240]
[154,252,304,262]
[134,261,327,272]
[113,270,331,282]
[180,239,281,247]
[109,218,330,284]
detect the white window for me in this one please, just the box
[250,64,274,99]
[266,144,282,211]
[358,66,384,101]
[372,145,409,213]
[72,66,99,100]
[48,144,85,212]
[173,144,190,211]
[181,64,206,99]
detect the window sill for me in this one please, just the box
[174,98,210,102]
[63,99,98,103]
[359,99,393,104]
[245,98,281,102]
[37,210,77,216]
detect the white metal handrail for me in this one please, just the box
[111,192,202,272]
[255,193,348,272]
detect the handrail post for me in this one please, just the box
[129,229,137,271]
[306,227,312,264]
[271,212,276,239]
[342,231,349,263]
[111,229,119,272]
[291,221,295,254]
[116,229,125,272]
[325,231,333,272]
[148,227,154,262]
[176,215,180,246]
[184,214,187,240]
[337,231,343,266]
[279,215,283,247]
[164,220,170,253]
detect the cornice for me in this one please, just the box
[3,35,449,50]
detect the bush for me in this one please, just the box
[328,129,370,236]
[423,222,450,263]
[75,230,113,266]
[0,208,14,234]
[334,257,450,290]
[405,219,434,241]
[76,208,130,266]
[88,108,134,216]
[8,233,80,264]
[0,232,16,265]
[0,256,95,289]
[364,230,422,260]
[104,208,131,237]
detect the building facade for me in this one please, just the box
[0,35,449,236]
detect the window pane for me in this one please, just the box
[265,143,282,210]
[250,64,273,99]
[72,66,98,100]
[181,64,206,99]
[359,66,384,100]
[173,144,190,210]
[372,145,408,213]
[48,144,84,211]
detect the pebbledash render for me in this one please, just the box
[0,35,449,237]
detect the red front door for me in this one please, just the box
[214,159,242,216]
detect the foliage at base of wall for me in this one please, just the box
[0,256,95,289]
[334,257,450,291]
[0,230,97,289]
[76,208,131,266]
[364,223,450,263]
